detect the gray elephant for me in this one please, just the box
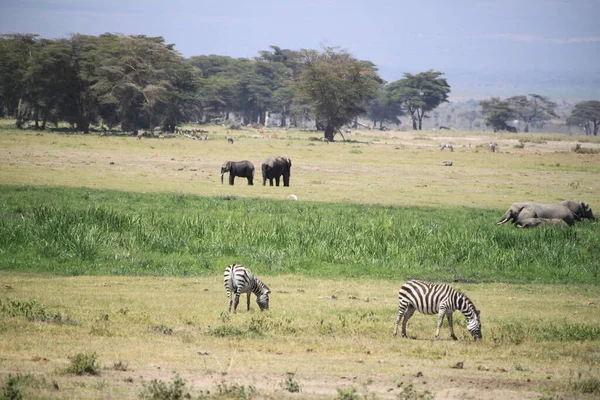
[559,200,596,222]
[262,157,292,187]
[220,160,255,185]
[497,202,576,226]
[515,218,569,228]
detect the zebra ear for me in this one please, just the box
[476,309,481,317]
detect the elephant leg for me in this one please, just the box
[229,174,235,185]
[275,177,280,186]
[248,176,253,185]
[269,178,274,186]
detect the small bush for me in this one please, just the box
[139,375,190,400]
[281,373,300,393]
[0,298,74,325]
[397,384,435,400]
[1,374,24,400]
[152,325,173,335]
[228,123,242,130]
[570,373,600,394]
[215,382,258,400]
[209,325,246,337]
[64,352,100,375]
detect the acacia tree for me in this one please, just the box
[0,34,38,127]
[567,100,600,136]
[479,97,518,132]
[507,94,557,132]
[297,47,381,141]
[92,34,184,132]
[386,70,450,130]
[369,85,403,129]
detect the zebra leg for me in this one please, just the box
[233,292,241,314]
[393,302,407,336]
[401,306,415,338]
[435,308,446,339]
[227,292,233,312]
[246,292,251,311]
[447,312,457,340]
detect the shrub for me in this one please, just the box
[570,373,600,394]
[397,384,435,400]
[214,382,258,400]
[0,298,74,325]
[64,352,100,375]
[281,373,300,393]
[139,375,190,400]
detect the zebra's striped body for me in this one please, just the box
[223,264,271,313]
[393,280,482,340]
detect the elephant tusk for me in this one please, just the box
[496,218,508,225]
[220,172,224,184]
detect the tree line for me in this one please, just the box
[1,33,598,138]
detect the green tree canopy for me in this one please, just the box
[297,46,381,140]
[479,97,518,132]
[386,70,450,130]
[567,100,600,136]
[507,94,557,132]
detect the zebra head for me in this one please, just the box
[257,287,271,311]
[467,309,482,340]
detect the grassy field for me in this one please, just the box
[1,120,599,399]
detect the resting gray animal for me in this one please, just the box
[497,202,576,226]
[515,218,569,228]
[558,200,596,222]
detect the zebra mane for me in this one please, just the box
[456,290,478,313]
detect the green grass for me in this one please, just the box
[0,185,598,283]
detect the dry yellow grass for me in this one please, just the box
[1,126,599,210]
[1,124,600,398]
[1,273,599,399]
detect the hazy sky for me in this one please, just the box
[1,0,599,85]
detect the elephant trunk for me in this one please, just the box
[220,172,225,185]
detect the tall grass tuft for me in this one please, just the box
[0,185,599,284]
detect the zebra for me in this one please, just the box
[393,280,482,340]
[223,264,270,313]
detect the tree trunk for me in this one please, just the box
[259,110,266,126]
[524,123,529,133]
[412,117,417,130]
[280,107,287,127]
[324,123,335,141]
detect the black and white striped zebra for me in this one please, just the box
[223,264,271,313]
[393,280,482,340]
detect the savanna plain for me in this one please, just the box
[1,120,599,399]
